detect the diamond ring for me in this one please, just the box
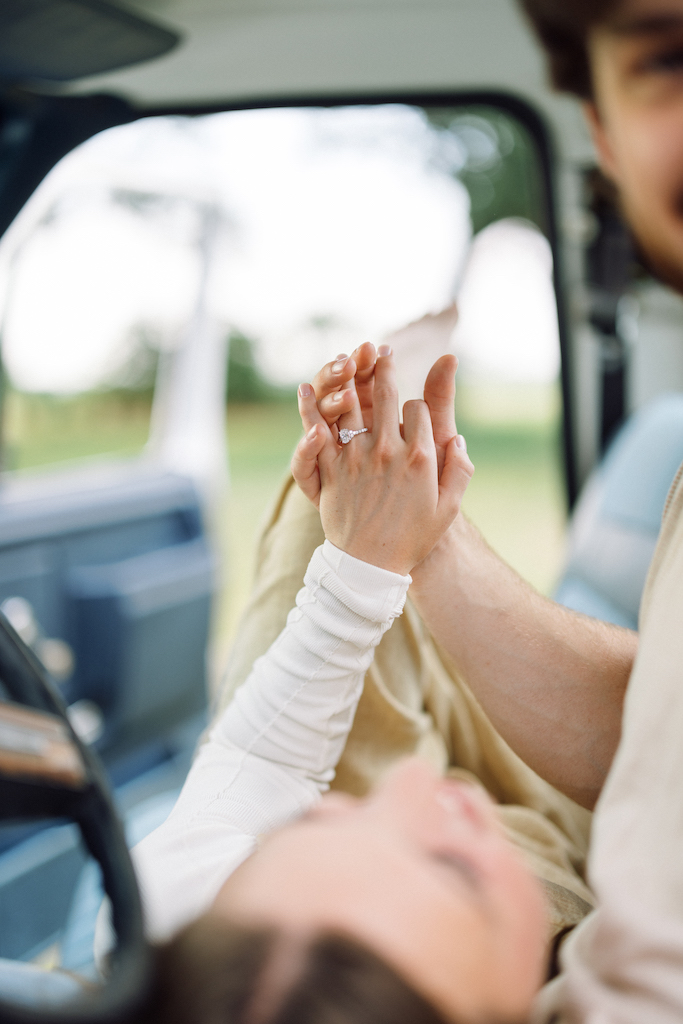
[338,427,369,445]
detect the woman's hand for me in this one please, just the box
[293,351,473,576]
[292,347,464,510]
[305,305,459,446]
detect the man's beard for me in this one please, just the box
[635,237,683,295]
[620,193,683,296]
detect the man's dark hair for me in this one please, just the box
[520,0,619,98]
[131,915,523,1024]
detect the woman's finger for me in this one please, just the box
[298,382,325,433]
[336,377,367,436]
[308,345,376,428]
[297,383,338,456]
[294,383,339,505]
[311,354,357,403]
[290,423,327,508]
[317,343,376,427]
[319,387,356,427]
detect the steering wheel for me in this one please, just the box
[0,613,151,1023]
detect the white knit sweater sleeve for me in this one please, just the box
[129,541,411,942]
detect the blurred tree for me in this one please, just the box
[100,323,160,399]
[226,330,294,404]
[425,107,546,236]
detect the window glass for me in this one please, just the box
[0,103,563,655]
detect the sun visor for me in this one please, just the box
[0,0,180,84]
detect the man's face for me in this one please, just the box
[587,0,683,292]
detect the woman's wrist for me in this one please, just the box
[322,539,412,588]
[326,539,414,577]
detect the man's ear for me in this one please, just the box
[583,101,619,181]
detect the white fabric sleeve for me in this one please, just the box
[125,542,410,943]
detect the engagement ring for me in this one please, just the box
[338,427,369,445]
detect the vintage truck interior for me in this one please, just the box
[2,0,683,1019]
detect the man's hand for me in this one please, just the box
[295,351,473,576]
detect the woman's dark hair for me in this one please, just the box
[133,915,455,1024]
[519,0,619,98]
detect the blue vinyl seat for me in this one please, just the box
[0,958,85,1008]
[555,393,683,629]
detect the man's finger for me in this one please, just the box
[438,434,474,511]
[353,342,377,380]
[424,354,458,446]
[402,399,436,455]
[372,346,400,441]
[353,342,376,429]
[291,424,327,508]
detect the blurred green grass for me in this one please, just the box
[3,390,567,674]
[4,391,152,469]
[458,419,566,598]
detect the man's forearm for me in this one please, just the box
[410,515,638,809]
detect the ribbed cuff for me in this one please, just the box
[316,540,411,622]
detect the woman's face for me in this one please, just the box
[213,758,547,1023]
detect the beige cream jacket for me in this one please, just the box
[535,464,683,1023]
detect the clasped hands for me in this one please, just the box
[291,341,474,577]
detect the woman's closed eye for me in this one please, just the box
[429,850,484,896]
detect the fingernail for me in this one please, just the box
[456,434,467,452]
[299,383,312,398]
[378,344,392,357]
[306,425,317,441]
[332,358,348,374]
[332,392,345,403]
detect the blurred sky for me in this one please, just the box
[0,106,560,395]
